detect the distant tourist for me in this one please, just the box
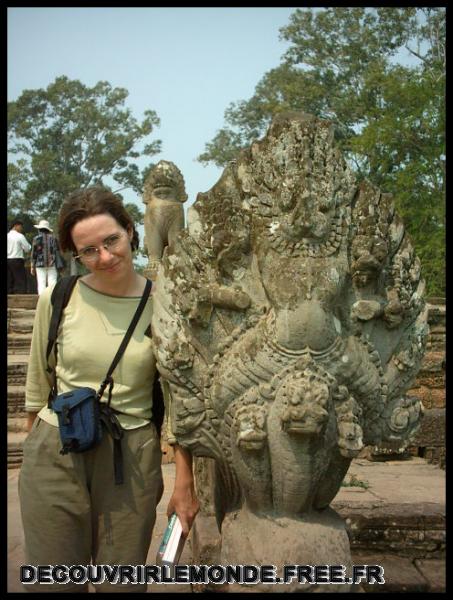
[31,219,65,295]
[7,219,31,294]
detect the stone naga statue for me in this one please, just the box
[151,113,428,591]
[142,160,188,279]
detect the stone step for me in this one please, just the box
[7,294,38,310]
[8,431,28,446]
[8,431,27,470]
[8,307,36,332]
[335,502,445,558]
[409,408,445,468]
[8,416,28,433]
[419,350,445,374]
[8,354,29,365]
[426,338,447,353]
[7,386,26,417]
[7,356,28,386]
[8,321,34,335]
[8,333,32,353]
[407,385,445,410]
[426,302,445,324]
[8,452,24,469]
[352,553,445,593]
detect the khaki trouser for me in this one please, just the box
[18,418,164,593]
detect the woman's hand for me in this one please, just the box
[166,445,200,536]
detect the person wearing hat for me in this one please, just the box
[8,219,32,294]
[31,219,65,295]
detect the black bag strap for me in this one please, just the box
[47,275,80,365]
[99,404,124,484]
[46,276,80,407]
[95,278,152,486]
[96,278,152,403]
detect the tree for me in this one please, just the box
[198,8,445,296]
[8,76,161,223]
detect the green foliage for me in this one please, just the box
[122,202,144,228]
[341,473,370,490]
[198,8,445,296]
[8,76,161,222]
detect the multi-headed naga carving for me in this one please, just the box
[152,113,428,587]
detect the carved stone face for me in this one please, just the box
[234,405,267,451]
[337,422,363,454]
[279,376,330,435]
[143,160,188,204]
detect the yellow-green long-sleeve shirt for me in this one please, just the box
[26,279,159,430]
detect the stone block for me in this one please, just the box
[414,559,446,592]
[191,514,221,565]
[427,332,446,349]
[7,309,36,334]
[416,372,445,389]
[406,386,445,409]
[193,457,217,516]
[423,447,445,469]
[7,385,25,417]
[8,333,32,353]
[426,302,446,321]
[7,363,28,386]
[420,351,445,373]
[190,515,222,593]
[411,408,445,447]
[352,554,429,593]
[7,295,38,310]
[335,503,445,557]
[7,417,28,433]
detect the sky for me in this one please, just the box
[7,7,297,226]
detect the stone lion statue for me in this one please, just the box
[143,160,188,279]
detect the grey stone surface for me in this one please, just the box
[7,295,38,310]
[8,333,32,354]
[354,554,429,593]
[411,408,445,447]
[414,558,446,593]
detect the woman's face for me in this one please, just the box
[71,213,134,279]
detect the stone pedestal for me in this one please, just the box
[220,506,353,593]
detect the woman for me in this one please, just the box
[19,187,199,593]
[30,219,63,295]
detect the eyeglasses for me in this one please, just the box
[74,232,126,262]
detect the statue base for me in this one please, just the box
[219,506,354,593]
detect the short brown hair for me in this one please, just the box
[58,187,139,253]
